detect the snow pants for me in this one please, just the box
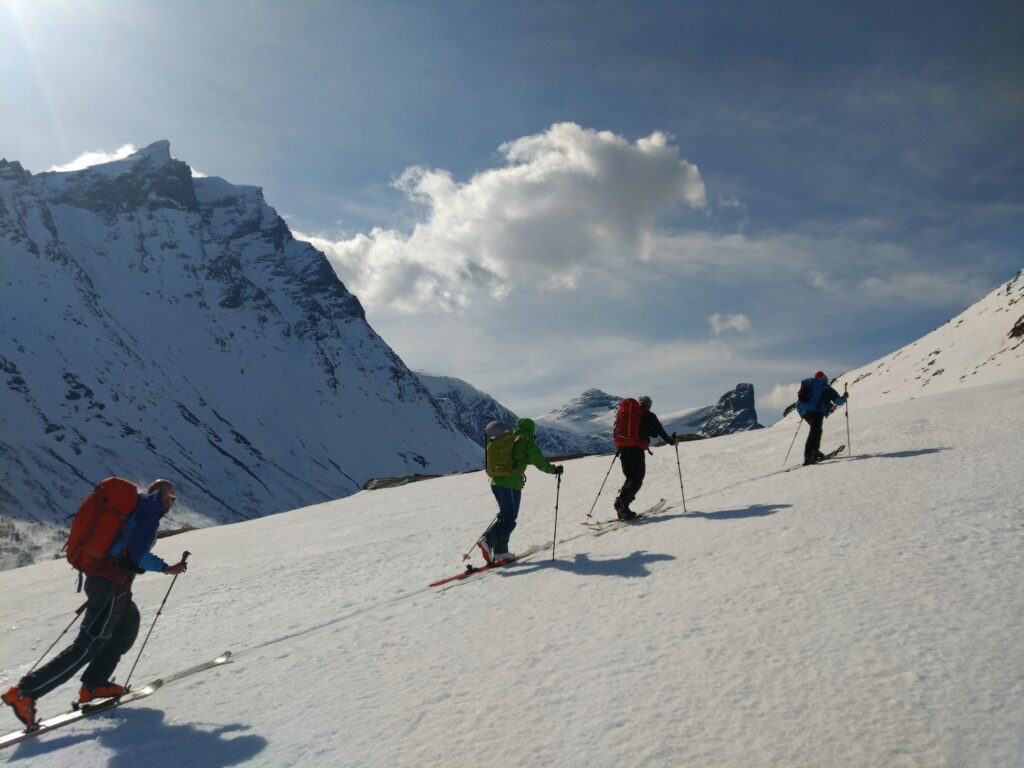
[616,447,647,510]
[486,485,523,552]
[802,412,825,462]
[19,576,140,698]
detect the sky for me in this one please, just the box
[2,0,1021,423]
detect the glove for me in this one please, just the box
[553,465,564,475]
[164,560,188,576]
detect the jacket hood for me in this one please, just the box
[515,418,537,439]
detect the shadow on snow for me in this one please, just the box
[513,550,676,579]
[7,706,267,767]
[839,447,950,461]
[686,502,792,520]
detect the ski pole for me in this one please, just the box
[843,384,851,456]
[672,434,688,514]
[551,474,562,561]
[124,550,190,689]
[783,418,802,466]
[27,601,88,674]
[462,517,497,561]
[585,452,619,520]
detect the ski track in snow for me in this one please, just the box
[2,378,1023,767]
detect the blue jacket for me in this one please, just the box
[106,489,169,573]
[796,378,846,416]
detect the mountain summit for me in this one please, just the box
[0,142,480,568]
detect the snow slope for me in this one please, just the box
[836,269,1024,405]
[1,375,1021,767]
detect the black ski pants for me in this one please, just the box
[802,412,825,462]
[19,576,140,699]
[616,447,647,510]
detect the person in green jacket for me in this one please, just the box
[480,418,563,562]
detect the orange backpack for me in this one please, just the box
[613,398,648,449]
[65,477,139,575]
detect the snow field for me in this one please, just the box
[1,379,1022,767]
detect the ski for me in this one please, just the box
[581,498,668,531]
[786,445,845,471]
[0,651,231,750]
[431,545,541,587]
[0,680,162,750]
[156,649,232,685]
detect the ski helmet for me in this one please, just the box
[484,421,507,441]
[814,371,827,380]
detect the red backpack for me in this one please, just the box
[65,477,139,575]
[614,398,648,449]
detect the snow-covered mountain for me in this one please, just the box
[535,385,763,451]
[415,372,519,447]
[416,374,613,456]
[834,269,1024,405]
[531,388,622,454]
[690,382,763,436]
[416,378,763,458]
[0,142,481,569]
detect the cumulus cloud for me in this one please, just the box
[763,382,801,410]
[709,313,752,334]
[49,144,137,172]
[301,123,706,312]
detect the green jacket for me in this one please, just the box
[490,418,558,490]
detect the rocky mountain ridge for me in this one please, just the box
[418,377,763,456]
[0,142,481,568]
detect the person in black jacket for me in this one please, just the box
[614,395,676,520]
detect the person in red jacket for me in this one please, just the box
[614,396,676,520]
[2,479,188,729]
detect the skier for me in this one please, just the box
[614,395,676,520]
[2,479,188,729]
[796,371,847,465]
[480,418,562,563]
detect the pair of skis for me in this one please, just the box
[580,498,669,533]
[785,444,845,471]
[0,651,231,750]
[430,544,542,587]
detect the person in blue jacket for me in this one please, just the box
[3,479,188,729]
[796,372,847,465]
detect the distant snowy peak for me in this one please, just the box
[694,383,763,436]
[0,159,29,182]
[839,270,1024,407]
[539,388,621,431]
[47,140,199,215]
[415,372,606,456]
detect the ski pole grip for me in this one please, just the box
[181,550,191,565]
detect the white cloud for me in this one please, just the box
[299,123,706,313]
[763,382,801,410]
[49,144,137,172]
[709,313,752,334]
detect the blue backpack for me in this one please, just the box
[796,377,826,415]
